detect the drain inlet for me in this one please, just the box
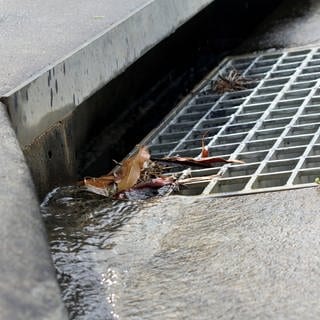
[144,47,320,196]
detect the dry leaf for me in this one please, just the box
[82,174,118,197]
[213,69,252,94]
[200,132,209,158]
[151,156,244,167]
[133,176,174,189]
[81,136,244,199]
[83,174,116,188]
[85,182,118,197]
[153,135,244,168]
[81,146,150,196]
[116,146,150,192]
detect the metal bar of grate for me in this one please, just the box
[143,47,320,196]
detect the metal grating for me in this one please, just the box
[143,47,320,196]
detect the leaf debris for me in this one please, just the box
[213,69,253,94]
[81,141,244,199]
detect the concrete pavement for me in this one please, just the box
[0,0,186,96]
[97,189,320,319]
[239,0,320,52]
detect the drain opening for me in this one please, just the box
[143,47,320,196]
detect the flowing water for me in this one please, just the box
[41,186,320,320]
[41,185,184,319]
[41,185,227,320]
[41,186,141,319]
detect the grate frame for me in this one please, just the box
[141,47,320,196]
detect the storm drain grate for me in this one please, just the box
[143,47,320,196]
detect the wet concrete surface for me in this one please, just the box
[239,0,320,52]
[42,187,320,319]
[101,189,320,319]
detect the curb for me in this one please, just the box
[0,102,68,320]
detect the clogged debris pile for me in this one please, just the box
[81,140,244,199]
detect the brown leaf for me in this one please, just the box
[83,174,116,189]
[133,176,174,189]
[117,146,150,192]
[201,145,209,158]
[200,132,209,158]
[82,174,118,197]
[191,156,244,165]
[153,134,244,168]
[151,156,244,167]
[81,146,150,196]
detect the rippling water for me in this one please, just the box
[42,187,320,319]
[42,185,212,319]
[41,186,143,319]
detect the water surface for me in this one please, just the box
[42,187,320,319]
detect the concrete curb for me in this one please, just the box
[2,0,214,147]
[0,102,68,320]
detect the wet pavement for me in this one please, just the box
[42,1,320,319]
[239,0,320,51]
[42,187,320,319]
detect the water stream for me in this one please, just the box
[41,185,189,320]
[41,186,142,319]
[41,185,320,320]
[41,186,221,320]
